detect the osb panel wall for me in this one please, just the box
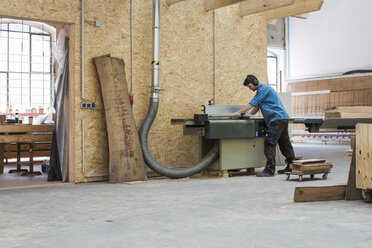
[1,0,267,182]
[289,75,372,117]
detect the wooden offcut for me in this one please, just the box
[205,0,246,10]
[239,0,294,16]
[294,185,346,202]
[94,55,147,183]
[291,162,332,171]
[356,124,372,190]
[292,159,326,165]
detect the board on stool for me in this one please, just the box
[286,160,333,182]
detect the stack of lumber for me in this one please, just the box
[290,159,333,174]
[324,106,372,118]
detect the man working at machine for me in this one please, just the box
[236,75,295,177]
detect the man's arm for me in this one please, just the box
[250,106,260,115]
[235,104,255,113]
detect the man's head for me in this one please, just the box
[243,75,259,91]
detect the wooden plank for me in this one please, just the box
[262,0,324,20]
[240,0,294,16]
[5,150,50,158]
[291,169,330,175]
[94,55,147,183]
[0,134,52,143]
[0,124,53,133]
[346,141,363,200]
[205,0,247,11]
[291,162,332,171]
[294,185,346,202]
[356,124,372,190]
[292,159,326,164]
[5,143,50,152]
[166,0,185,5]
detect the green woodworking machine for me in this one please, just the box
[171,105,268,173]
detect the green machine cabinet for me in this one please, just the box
[200,119,267,171]
[201,138,266,171]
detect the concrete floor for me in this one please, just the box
[0,143,371,248]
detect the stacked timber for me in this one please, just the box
[288,159,333,181]
[324,106,372,118]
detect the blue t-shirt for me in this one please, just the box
[249,83,289,127]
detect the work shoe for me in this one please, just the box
[256,171,274,177]
[277,166,291,174]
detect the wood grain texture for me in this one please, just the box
[294,185,346,202]
[356,124,372,190]
[0,134,52,143]
[0,125,53,133]
[206,0,246,10]
[292,159,326,164]
[291,162,332,171]
[94,55,147,183]
[289,76,372,118]
[239,0,294,16]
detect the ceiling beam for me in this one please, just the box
[205,0,247,11]
[166,0,185,5]
[240,0,295,17]
[291,13,309,19]
[263,0,324,20]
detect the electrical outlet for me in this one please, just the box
[81,102,96,109]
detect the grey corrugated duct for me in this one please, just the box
[139,0,218,179]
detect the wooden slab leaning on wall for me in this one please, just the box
[94,55,147,183]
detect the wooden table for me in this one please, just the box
[0,124,53,176]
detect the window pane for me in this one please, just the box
[22,34,30,55]
[0,31,8,71]
[22,25,30,33]
[9,24,23,32]
[9,73,21,88]
[30,26,47,34]
[0,23,8,31]
[267,56,277,90]
[0,73,6,87]
[43,96,50,106]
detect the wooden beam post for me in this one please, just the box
[166,0,185,5]
[263,0,324,20]
[240,0,295,17]
[205,0,247,10]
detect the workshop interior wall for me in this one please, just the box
[1,0,267,182]
[289,75,372,117]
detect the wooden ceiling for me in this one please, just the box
[166,0,324,20]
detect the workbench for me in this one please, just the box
[0,124,53,176]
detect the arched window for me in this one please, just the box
[0,19,55,114]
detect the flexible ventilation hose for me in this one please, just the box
[139,99,219,178]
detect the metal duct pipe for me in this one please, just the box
[139,0,218,178]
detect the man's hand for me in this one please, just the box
[235,104,255,114]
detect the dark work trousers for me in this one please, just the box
[264,119,295,174]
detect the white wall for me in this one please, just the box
[287,0,372,80]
